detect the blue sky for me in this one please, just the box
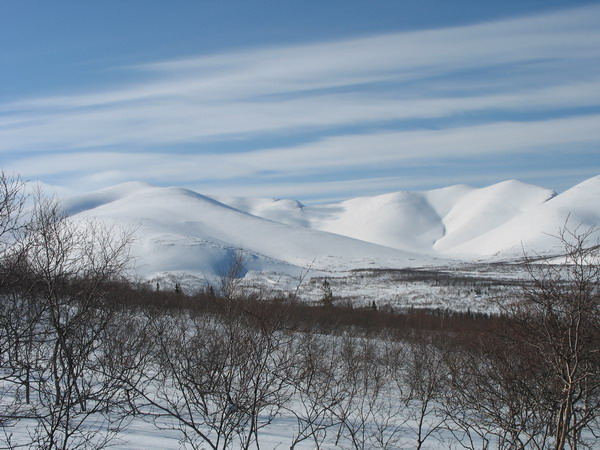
[1,1,599,202]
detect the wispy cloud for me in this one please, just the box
[204,167,600,203]
[1,4,599,199]
[14,114,600,182]
[3,80,600,153]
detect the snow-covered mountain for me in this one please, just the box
[64,182,435,278]
[63,176,600,279]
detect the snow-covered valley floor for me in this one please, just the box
[153,261,531,315]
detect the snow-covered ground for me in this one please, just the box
[2,401,479,449]
[60,175,600,313]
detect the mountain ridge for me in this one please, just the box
[64,176,599,278]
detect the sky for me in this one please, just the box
[1,1,599,203]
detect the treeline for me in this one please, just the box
[1,171,599,449]
[106,281,498,338]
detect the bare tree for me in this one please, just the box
[0,171,35,435]
[403,339,448,449]
[0,187,134,449]
[0,171,27,250]
[128,298,296,450]
[443,225,600,449]
[327,335,406,449]
[516,225,600,449]
[287,332,345,449]
[369,336,409,449]
[443,334,553,449]
[218,248,250,300]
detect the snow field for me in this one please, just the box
[62,176,599,285]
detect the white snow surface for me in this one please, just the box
[447,175,600,257]
[65,183,435,279]
[63,176,600,279]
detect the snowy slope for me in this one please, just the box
[447,175,600,257]
[64,176,599,279]
[307,192,446,254]
[432,180,556,254]
[212,195,310,228]
[63,181,154,215]
[214,181,559,256]
[67,184,437,278]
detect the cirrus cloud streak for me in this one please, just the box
[1,4,599,200]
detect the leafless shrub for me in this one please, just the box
[403,339,449,449]
[287,332,346,448]
[218,248,250,300]
[443,225,600,449]
[125,298,297,449]
[0,181,135,449]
